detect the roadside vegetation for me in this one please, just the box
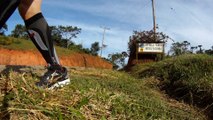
[1,24,212,120]
[0,24,101,57]
[0,67,206,120]
[131,54,213,119]
[0,35,101,57]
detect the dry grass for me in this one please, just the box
[0,66,207,120]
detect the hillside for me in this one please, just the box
[131,54,213,119]
[0,65,207,120]
[0,36,112,69]
[0,36,211,119]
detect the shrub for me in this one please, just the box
[0,36,14,45]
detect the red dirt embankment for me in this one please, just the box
[0,48,112,69]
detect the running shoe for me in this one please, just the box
[36,65,70,89]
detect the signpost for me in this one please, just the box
[126,0,166,68]
[138,43,164,53]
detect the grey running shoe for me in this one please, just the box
[36,66,70,89]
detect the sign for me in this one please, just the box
[138,43,164,53]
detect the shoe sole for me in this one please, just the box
[48,78,70,90]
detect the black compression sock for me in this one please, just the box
[25,13,60,66]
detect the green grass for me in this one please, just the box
[0,36,36,50]
[0,36,78,56]
[0,67,206,120]
[131,54,213,118]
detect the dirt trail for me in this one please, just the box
[0,48,112,69]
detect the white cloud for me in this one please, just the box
[50,0,213,52]
[43,0,153,27]
[47,18,132,57]
[7,0,213,57]
[156,0,213,50]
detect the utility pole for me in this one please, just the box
[151,0,165,59]
[100,26,110,57]
[151,0,157,40]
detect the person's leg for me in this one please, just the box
[18,0,60,66]
[0,0,21,29]
[18,0,70,89]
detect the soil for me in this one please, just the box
[0,48,112,69]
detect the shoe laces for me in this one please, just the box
[41,65,62,82]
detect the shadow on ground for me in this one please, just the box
[0,65,43,119]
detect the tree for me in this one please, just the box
[68,43,84,52]
[58,25,81,48]
[169,41,191,56]
[182,41,190,53]
[205,45,213,55]
[196,45,203,54]
[58,26,81,40]
[10,24,28,38]
[129,30,169,44]
[82,48,91,54]
[190,46,198,53]
[205,49,213,55]
[108,52,128,69]
[0,24,8,35]
[50,25,81,48]
[50,26,62,44]
[170,42,183,56]
[90,42,100,56]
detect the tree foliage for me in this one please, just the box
[50,25,81,48]
[7,24,103,55]
[9,24,81,48]
[108,52,128,69]
[169,41,213,56]
[196,45,204,54]
[57,26,81,40]
[128,30,168,55]
[10,24,28,39]
[90,42,100,56]
[0,24,8,35]
[205,46,213,55]
[130,30,169,43]
[169,41,191,56]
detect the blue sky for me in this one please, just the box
[6,0,213,57]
